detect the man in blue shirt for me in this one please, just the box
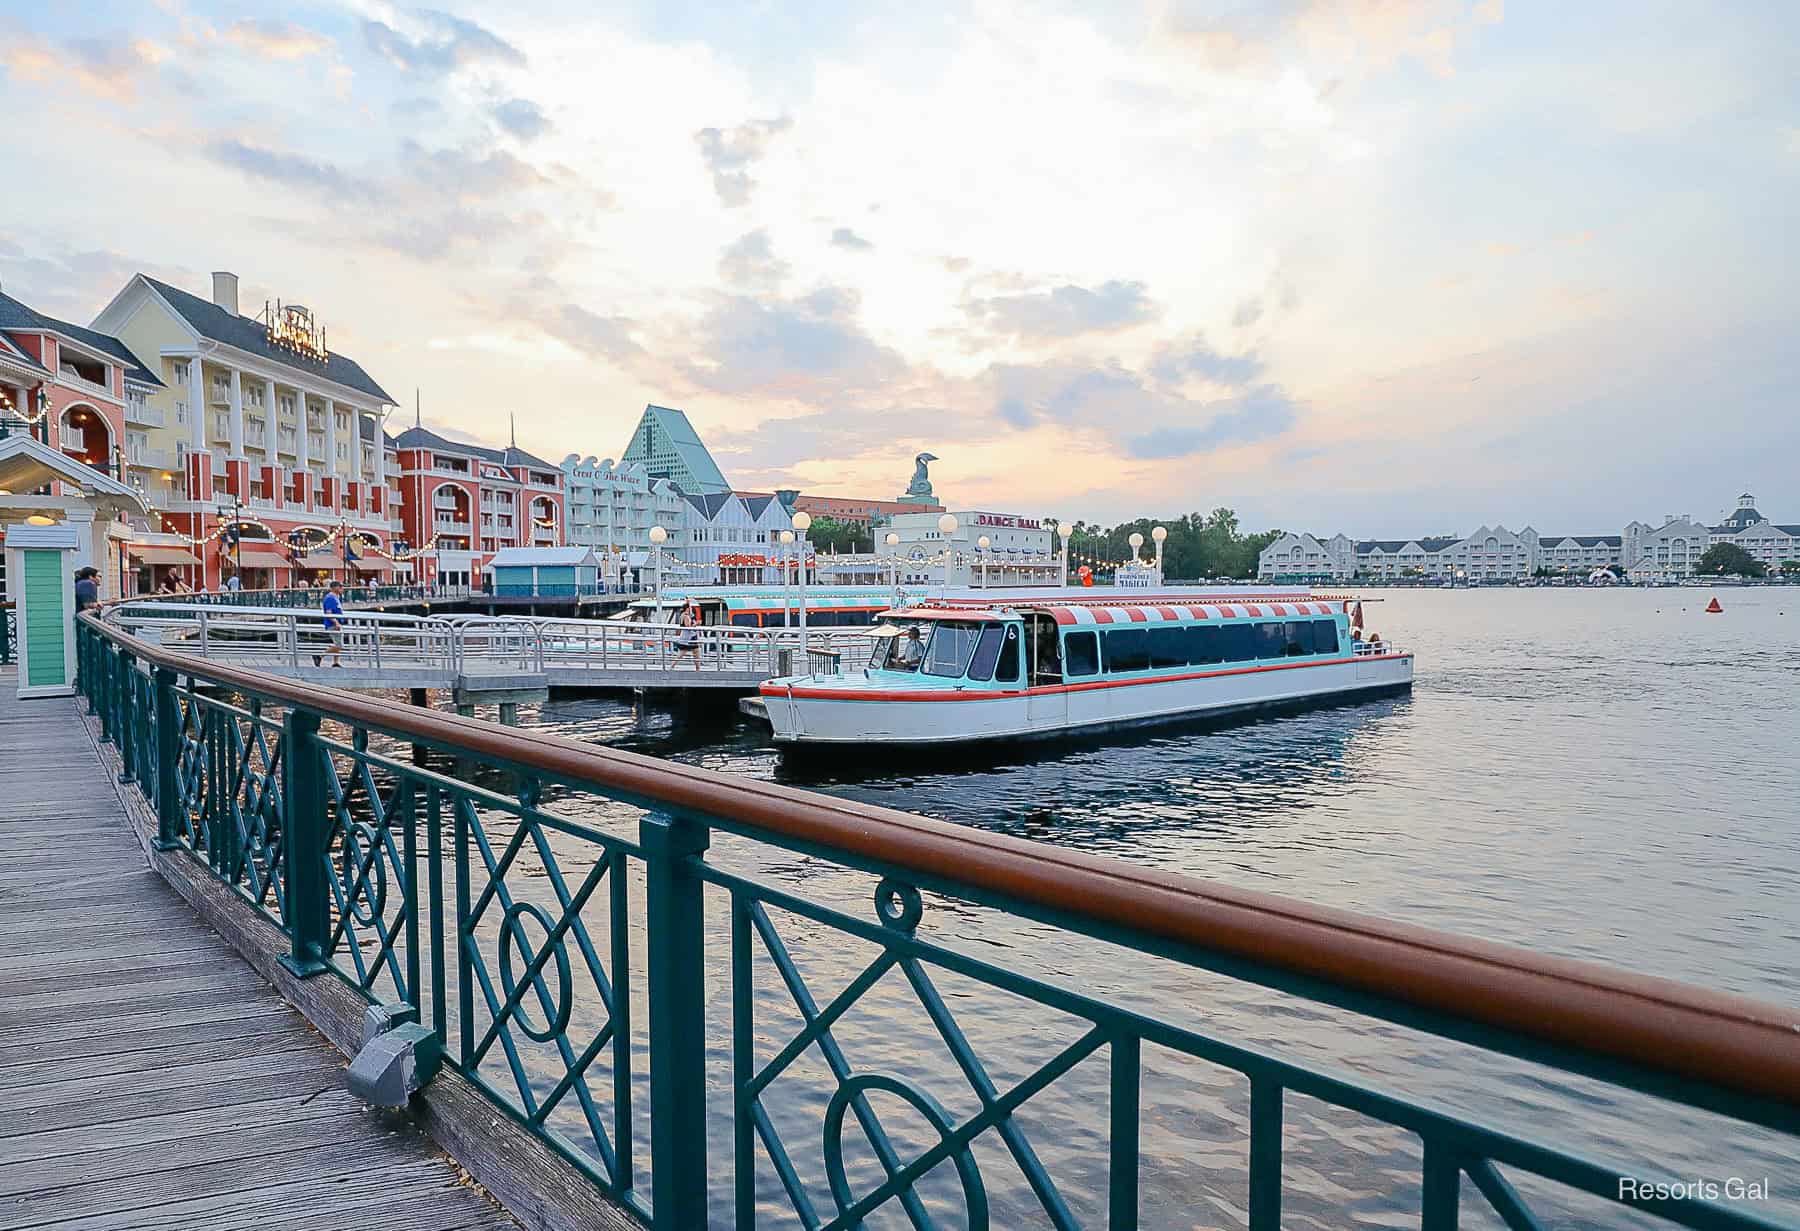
[314,580,345,667]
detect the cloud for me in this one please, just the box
[396,141,547,199]
[693,116,792,206]
[362,9,524,74]
[392,96,443,120]
[965,280,1158,341]
[830,227,874,251]
[1232,297,1264,328]
[1125,385,1299,458]
[222,18,330,61]
[538,304,645,364]
[718,230,789,291]
[1149,334,1265,387]
[205,139,375,199]
[1,34,165,102]
[492,98,551,141]
[678,286,909,397]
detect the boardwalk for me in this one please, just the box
[0,670,518,1231]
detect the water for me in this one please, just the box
[472,588,1799,1227]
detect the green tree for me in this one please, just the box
[1696,542,1766,578]
[1780,559,1800,576]
[800,515,865,553]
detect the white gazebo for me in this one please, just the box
[0,432,148,698]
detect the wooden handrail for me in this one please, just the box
[81,612,1800,1115]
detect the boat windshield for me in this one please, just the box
[920,621,983,678]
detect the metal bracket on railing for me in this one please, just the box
[347,1002,442,1106]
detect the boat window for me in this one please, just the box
[995,625,1021,682]
[731,613,761,627]
[1150,625,1188,669]
[1064,630,1099,677]
[967,624,1005,681]
[1285,620,1315,656]
[1253,622,1286,660]
[1104,627,1150,672]
[1187,624,1222,664]
[877,624,928,671]
[1217,622,1254,662]
[1313,619,1340,655]
[922,621,983,677]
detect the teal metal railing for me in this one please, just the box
[74,611,1800,1230]
[161,583,472,609]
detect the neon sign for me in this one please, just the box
[260,300,328,361]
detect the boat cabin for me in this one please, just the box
[625,586,896,627]
[865,599,1353,689]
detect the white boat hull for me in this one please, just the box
[761,653,1414,745]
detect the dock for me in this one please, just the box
[0,670,519,1231]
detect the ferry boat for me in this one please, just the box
[757,590,1412,746]
[620,586,898,627]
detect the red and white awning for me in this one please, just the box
[1043,600,1342,626]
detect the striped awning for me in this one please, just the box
[1044,600,1342,626]
[300,551,346,569]
[234,548,291,569]
[129,546,200,566]
[351,557,393,574]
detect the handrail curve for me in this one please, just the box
[77,610,1800,1120]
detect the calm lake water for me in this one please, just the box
[463,588,1799,1228]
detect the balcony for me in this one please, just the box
[434,516,472,533]
[124,400,165,428]
[126,444,176,471]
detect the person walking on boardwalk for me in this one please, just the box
[673,602,703,669]
[314,579,345,668]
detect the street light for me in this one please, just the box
[791,511,812,650]
[779,529,796,631]
[885,530,901,603]
[648,524,668,616]
[1056,521,1072,587]
[1152,525,1168,582]
[938,513,959,590]
[977,534,991,588]
[1128,530,1144,564]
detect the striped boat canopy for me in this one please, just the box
[1043,601,1343,625]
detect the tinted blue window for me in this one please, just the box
[1313,619,1339,654]
[1217,622,1254,661]
[1285,620,1314,656]
[1254,623,1286,660]
[995,625,1021,682]
[1104,627,1150,672]
[1186,624,1222,664]
[968,624,1004,681]
[1149,625,1187,668]
[1064,630,1099,677]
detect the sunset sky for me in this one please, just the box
[2,1,1794,534]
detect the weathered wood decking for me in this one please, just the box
[0,671,519,1231]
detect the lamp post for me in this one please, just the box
[885,530,901,605]
[977,534,991,588]
[778,529,795,631]
[1152,524,1168,583]
[791,511,812,651]
[1057,521,1072,587]
[1128,531,1144,565]
[648,524,668,617]
[938,512,959,591]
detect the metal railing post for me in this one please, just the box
[641,811,711,1230]
[116,649,137,783]
[152,666,181,850]
[278,707,331,978]
[97,638,115,743]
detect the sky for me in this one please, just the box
[0,0,1794,535]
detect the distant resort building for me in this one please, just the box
[390,425,566,590]
[618,403,732,494]
[559,453,687,585]
[1260,492,1797,582]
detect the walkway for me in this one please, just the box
[0,670,519,1231]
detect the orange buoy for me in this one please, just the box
[1705,596,1723,613]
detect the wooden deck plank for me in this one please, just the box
[0,673,514,1231]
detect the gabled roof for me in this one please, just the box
[740,493,774,518]
[620,403,731,494]
[140,276,392,403]
[1540,535,1622,548]
[391,424,556,473]
[0,328,50,377]
[488,546,597,568]
[0,432,148,512]
[0,289,162,386]
[683,490,737,520]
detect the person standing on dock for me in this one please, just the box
[73,567,99,614]
[314,580,345,668]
